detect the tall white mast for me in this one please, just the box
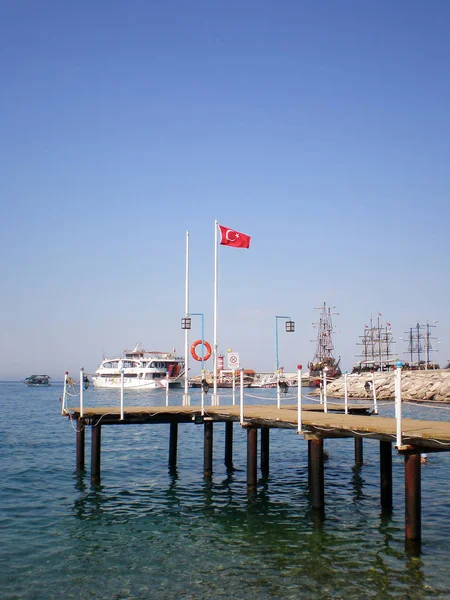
[183,231,190,405]
[213,219,219,405]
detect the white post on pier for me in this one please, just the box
[165,371,169,407]
[395,361,403,448]
[240,368,244,425]
[120,369,124,420]
[297,365,302,434]
[344,370,348,415]
[61,371,68,415]
[371,370,378,414]
[201,370,205,416]
[232,369,236,406]
[394,366,399,418]
[79,367,84,418]
[323,368,328,414]
[183,230,190,406]
[276,370,281,409]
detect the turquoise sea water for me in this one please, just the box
[2,381,450,599]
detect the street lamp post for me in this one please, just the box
[275,315,295,373]
[181,312,205,404]
[274,315,295,409]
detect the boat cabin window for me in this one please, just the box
[149,361,166,369]
[102,361,118,369]
[102,360,139,369]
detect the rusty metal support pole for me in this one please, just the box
[91,424,101,484]
[169,422,178,469]
[204,420,213,477]
[225,421,233,469]
[380,441,393,512]
[76,421,85,470]
[261,427,269,476]
[355,437,363,465]
[310,438,324,511]
[405,450,421,542]
[247,427,257,490]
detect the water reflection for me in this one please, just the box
[351,464,365,502]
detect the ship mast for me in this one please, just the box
[356,317,395,370]
[311,302,338,366]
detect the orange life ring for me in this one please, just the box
[190,340,212,362]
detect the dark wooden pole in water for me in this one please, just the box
[405,449,421,542]
[169,422,178,469]
[225,421,233,469]
[310,438,324,510]
[355,437,363,465]
[380,441,393,512]
[76,421,85,470]
[261,427,269,476]
[308,439,312,487]
[91,424,101,483]
[204,420,213,477]
[247,427,258,489]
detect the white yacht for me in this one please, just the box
[92,343,185,390]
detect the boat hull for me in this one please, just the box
[92,377,166,390]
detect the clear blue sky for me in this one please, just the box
[1,0,449,379]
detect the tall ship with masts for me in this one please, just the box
[308,302,341,384]
[353,315,396,372]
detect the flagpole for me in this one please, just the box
[183,230,190,406]
[213,219,219,405]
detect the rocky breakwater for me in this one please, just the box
[322,370,450,402]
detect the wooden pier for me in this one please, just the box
[65,401,450,552]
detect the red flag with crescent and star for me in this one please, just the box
[218,225,251,248]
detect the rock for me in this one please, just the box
[316,370,450,402]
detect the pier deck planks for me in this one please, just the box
[66,403,450,451]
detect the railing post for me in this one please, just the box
[79,367,84,418]
[344,370,348,415]
[395,362,403,448]
[276,370,281,409]
[62,371,68,415]
[120,370,124,420]
[372,370,378,414]
[323,369,328,413]
[165,372,169,406]
[232,369,236,405]
[240,369,244,425]
[297,366,302,434]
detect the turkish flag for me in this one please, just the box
[219,225,251,248]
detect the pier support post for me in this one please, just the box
[308,439,312,487]
[310,438,324,511]
[247,427,258,490]
[225,421,233,469]
[91,423,101,484]
[355,437,363,466]
[76,420,85,470]
[169,422,178,469]
[380,441,393,512]
[204,420,213,478]
[405,449,421,543]
[261,427,269,476]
